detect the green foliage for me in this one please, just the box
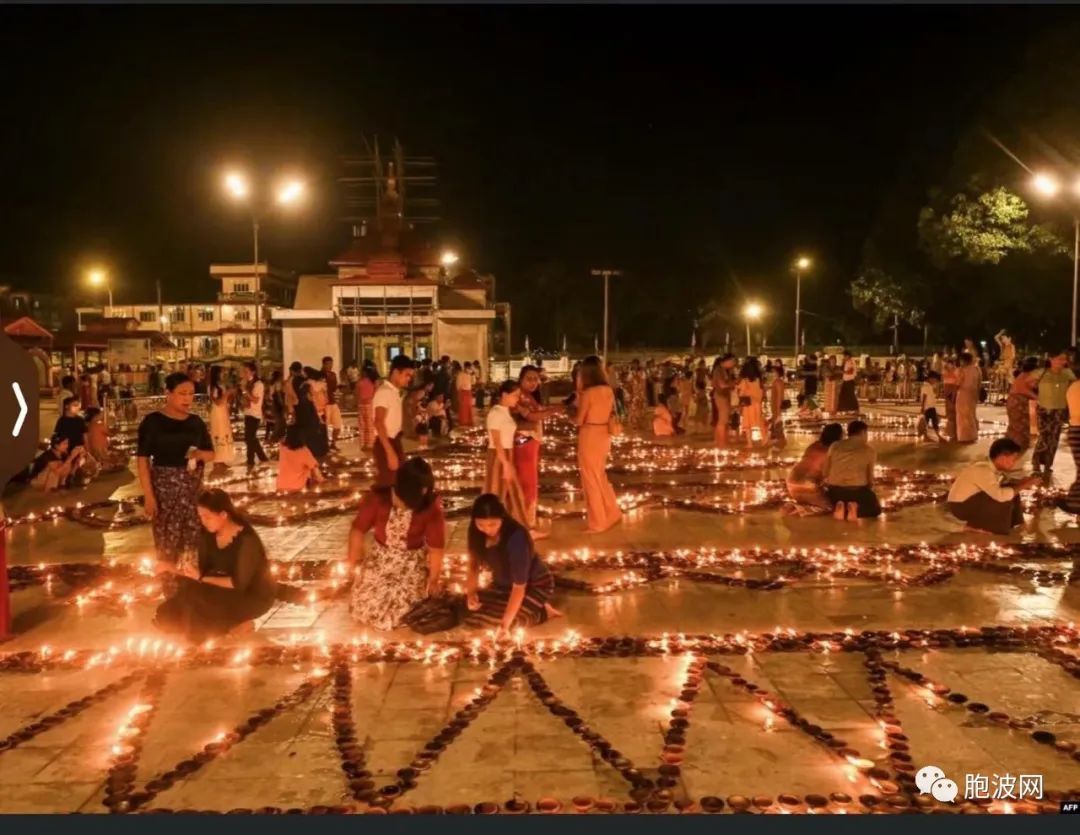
[917,186,1066,268]
[850,267,925,331]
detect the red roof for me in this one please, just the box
[4,316,54,341]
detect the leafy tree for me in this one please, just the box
[850,267,925,333]
[917,186,1065,268]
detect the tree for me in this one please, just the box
[917,186,1065,268]
[851,267,925,350]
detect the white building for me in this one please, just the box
[75,263,296,367]
[273,244,497,376]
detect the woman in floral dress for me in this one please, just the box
[347,458,445,631]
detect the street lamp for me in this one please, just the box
[743,301,764,357]
[793,255,811,357]
[590,268,622,366]
[87,268,113,310]
[1030,171,1080,344]
[440,250,459,268]
[222,169,307,363]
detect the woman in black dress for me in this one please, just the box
[137,373,215,567]
[464,493,559,637]
[154,489,276,642]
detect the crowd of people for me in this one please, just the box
[126,351,606,643]
[14,330,1080,644]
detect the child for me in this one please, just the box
[412,391,431,450]
[919,372,942,442]
[427,393,448,437]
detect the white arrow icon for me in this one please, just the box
[12,382,27,437]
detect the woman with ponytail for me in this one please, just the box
[154,489,276,641]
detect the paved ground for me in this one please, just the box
[2,404,1079,813]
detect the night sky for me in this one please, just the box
[0,5,1071,349]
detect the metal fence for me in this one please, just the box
[105,394,211,433]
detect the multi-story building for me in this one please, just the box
[75,263,296,367]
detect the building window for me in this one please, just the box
[234,309,252,322]
[171,307,186,323]
[139,311,155,323]
[199,308,215,323]
[233,282,250,294]
[238,336,251,349]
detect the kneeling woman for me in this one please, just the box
[154,489,276,642]
[465,494,558,637]
[348,457,445,630]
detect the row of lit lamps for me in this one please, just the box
[84,170,461,312]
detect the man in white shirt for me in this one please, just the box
[241,361,269,470]
[947,438,1040,534]
[484,379,529,525]
[373,354,415,487]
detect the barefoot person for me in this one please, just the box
[785,422,843,514]
[276,423,325,493]
[513,364,562,531]
[464,493,559,637]
[947,438,1040,534]
[823,420,881,520]
[373,354,415,488]
[574,355,622,533]
[153,489,276,642]
[486,380,530,526]
[347,458,445,630]
[137,373,215,567]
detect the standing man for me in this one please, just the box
[322,356,343,451]
[373,354,415,487]
[241,361,269,471]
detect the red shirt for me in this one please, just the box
[351,491,446,549]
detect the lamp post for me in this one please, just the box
[743,302,763,357]
[223,171,306,365]
[793,256,811,358]
[1030,172,1079,345]
[590,268,621,366]
[87,268,113,310]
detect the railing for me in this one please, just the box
[105,394,211,432]
[489,356,572,382]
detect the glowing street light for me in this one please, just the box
[86,268,113,309]
[793,255,812,357]
[220,168,308,363]
[1030,170,1080,344]
[224,171,250,200]
[1032,172,1060,198]
[743,301,764,357]
[440,250,460,268]
[276,179,305,206]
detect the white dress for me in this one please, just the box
[209,388,235,465]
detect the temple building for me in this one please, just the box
[274,150,500,375]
